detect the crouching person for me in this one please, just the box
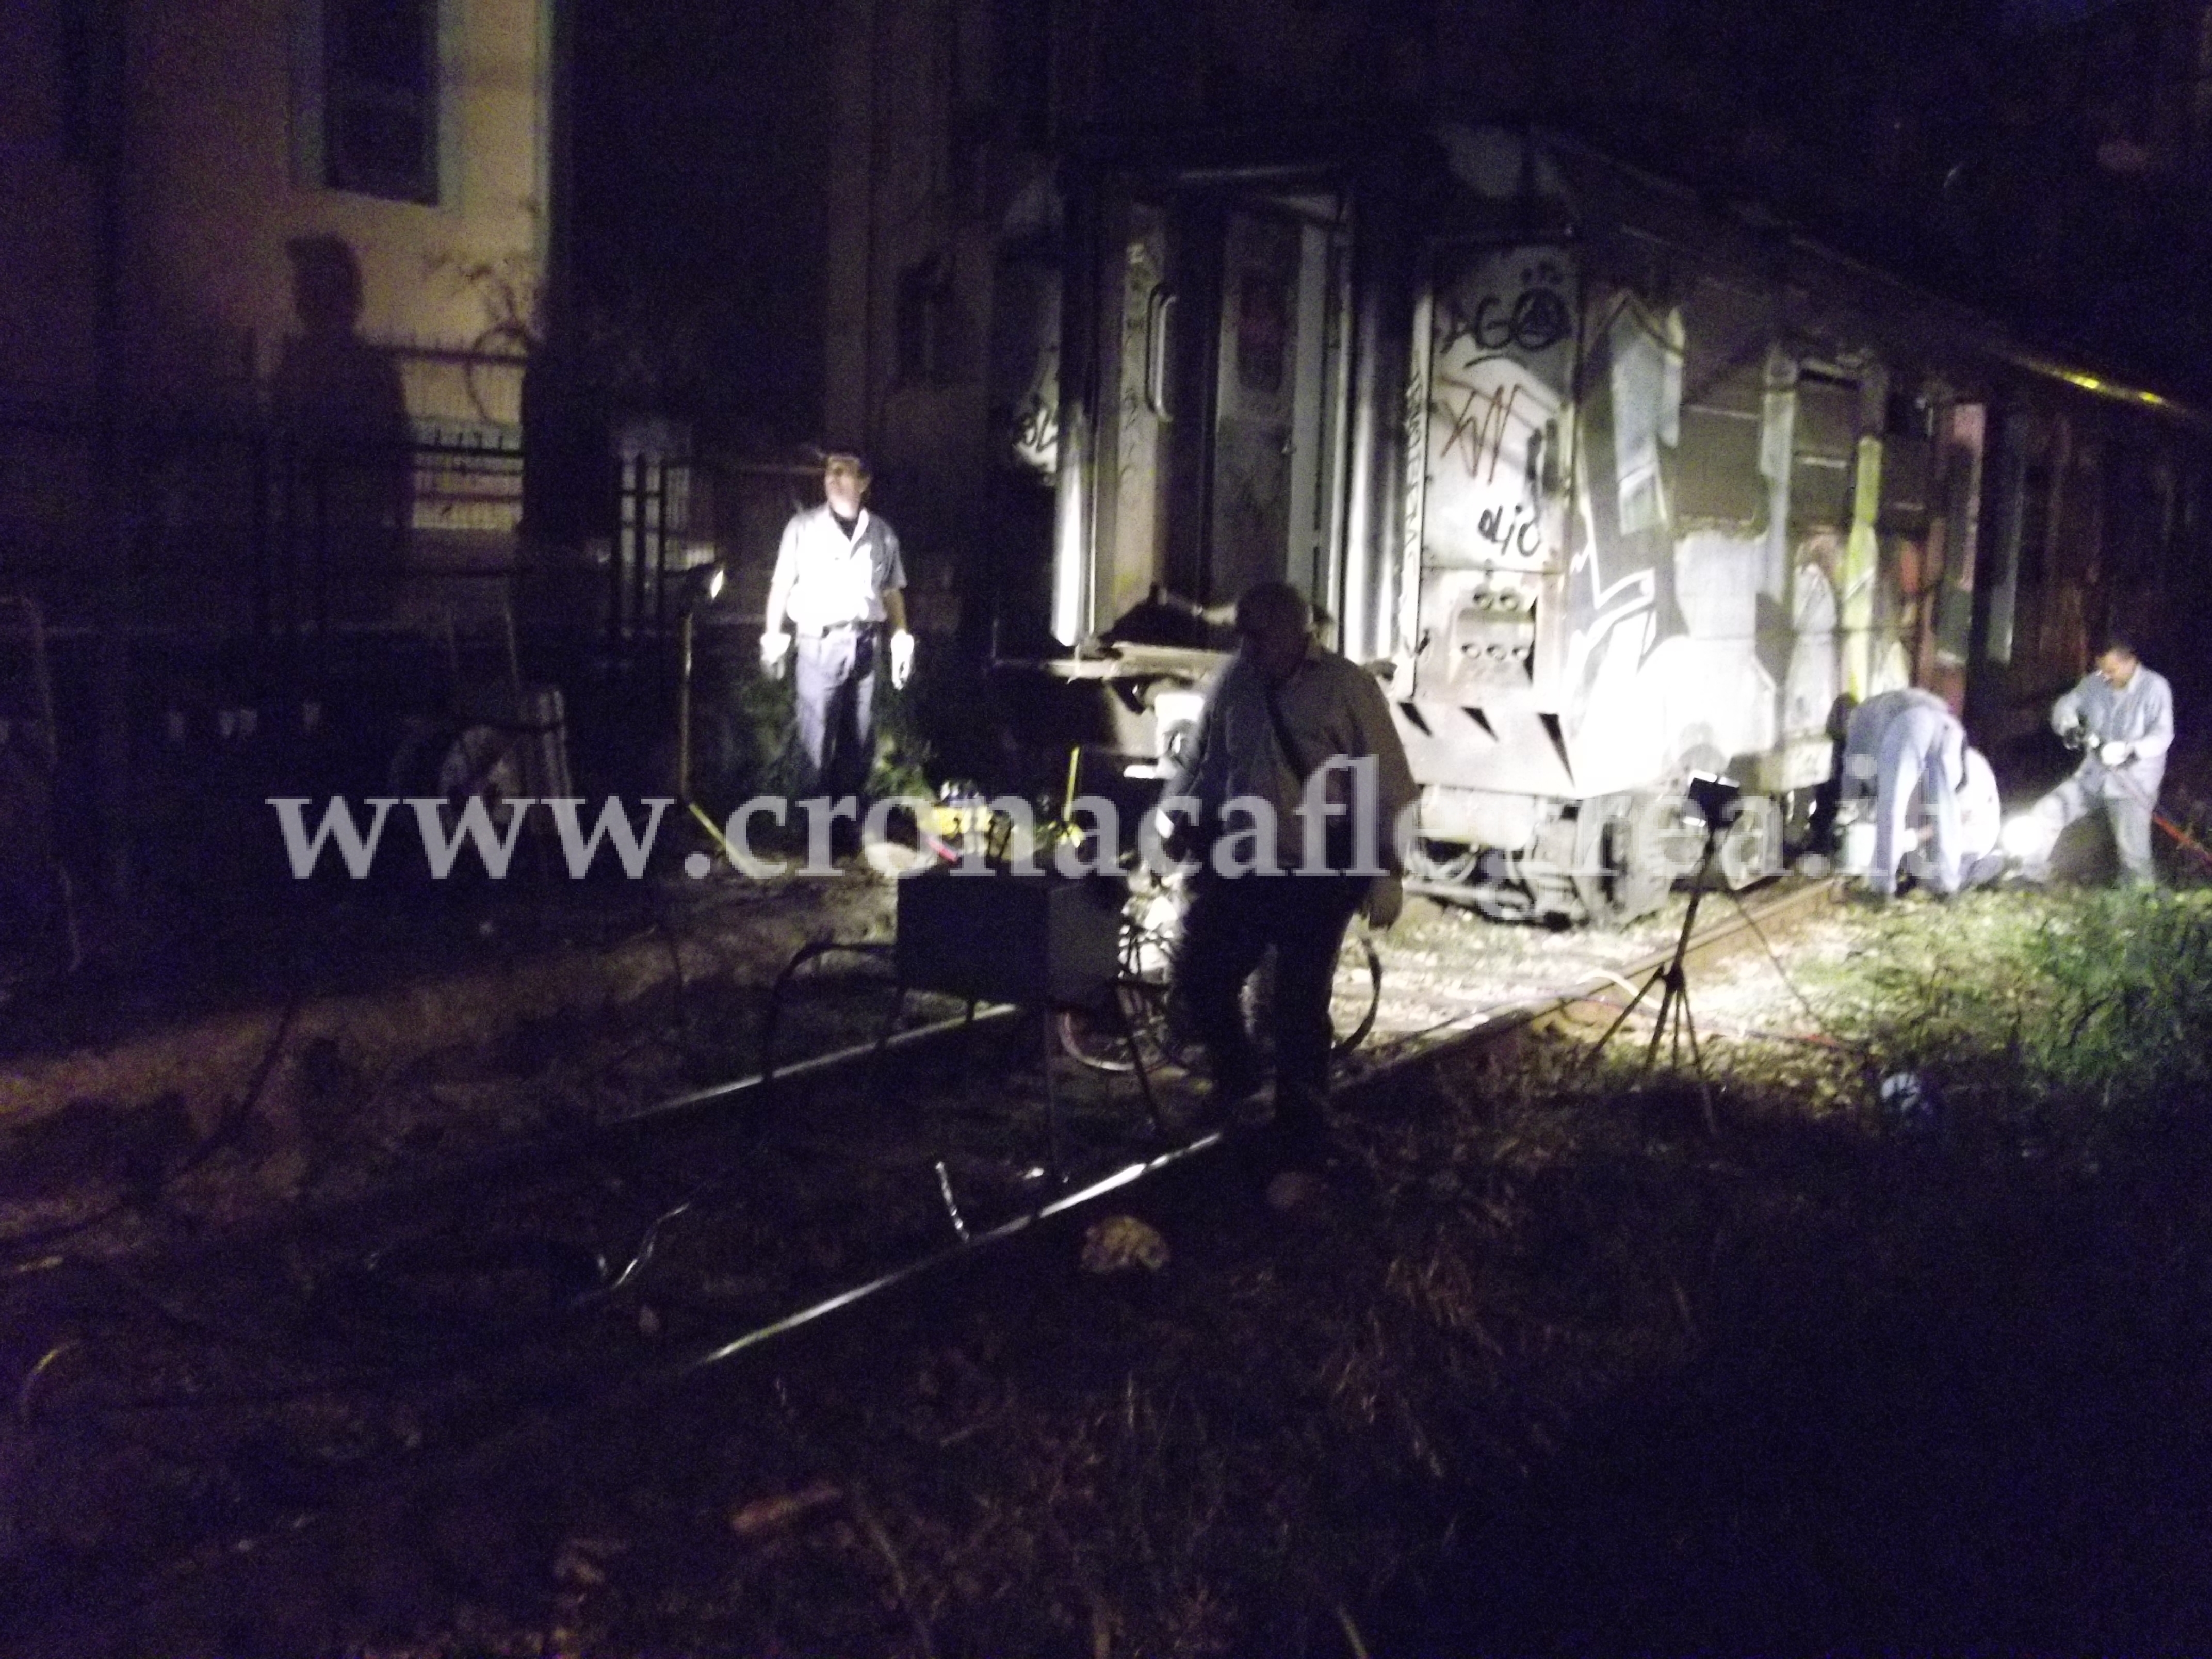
[1840,688,1952,817]
[1163,582,1417,1169]
[1835,688,1945,879]
[1867,694,1968,901]
[1907,744,2005,894]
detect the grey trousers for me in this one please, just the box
[793,627,878,799]
[1869,705,1960,897]
[2024,774,2157,884]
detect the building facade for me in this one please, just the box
[0,0,555,632]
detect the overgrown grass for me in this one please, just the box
[1809,887,2212,1143]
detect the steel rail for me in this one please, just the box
[56,877,1844,1641]
[676,875,1842,1377]
[605,997,1019,1129]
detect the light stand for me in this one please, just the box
[676,563,725,803]
[677,564,741,859]
[1590,774,1739,1131]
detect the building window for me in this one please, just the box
[324,0,438,204]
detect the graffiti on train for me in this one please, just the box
[1424,248,1574,575]
[1436,278,1573,358]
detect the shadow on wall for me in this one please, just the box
[269,235,413,626]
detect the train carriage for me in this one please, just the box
[998,122,2209,922]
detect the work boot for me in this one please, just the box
[1257,1110,1354,1215]
[1199,1046,1265,1127]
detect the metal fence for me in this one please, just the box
[606,451,820,663]
[0,401,528,641]
[0,388,841,659]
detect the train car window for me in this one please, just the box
[2150,452,2180,584]
[897,254,964,386]
[2007,410,2056,594]
[2060,430,2102,589]
[1677,402,1764,524]
[2018,452,2053,591]
[2105,435,2153,588]
[1884,387,1931,441]
[1608,302,1682,535]
[1673,282,1767,526]
[1877,433,1932,536]
[1790,379,1857,529]
[1983,414,2029,666]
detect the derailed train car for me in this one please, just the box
[1002,124,2209,922]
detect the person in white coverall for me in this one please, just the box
[1907,745,2004,892]
[1868,695,1967,899]
[2017,636,2174,886]
[1840,687,1952,814]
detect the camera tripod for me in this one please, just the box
[1589,811,1724,1128]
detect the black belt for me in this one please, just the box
[800,621,875,639]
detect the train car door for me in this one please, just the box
[1088,185,1349,636]
[1210,203,1347,614]
[1094,197,1179,632]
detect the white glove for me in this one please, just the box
[759,631,792,675]
[2099,739,2133,768]
[889,628,916,690]
[1363,872,1405,930]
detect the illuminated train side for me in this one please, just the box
[1026,128,2210,925]
[1381,213,2203,923]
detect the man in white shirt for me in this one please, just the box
[2017,635,2174,885]
[1164,582,1417,1161]
[760,451,914,802]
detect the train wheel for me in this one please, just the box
[1572,791,1674,926]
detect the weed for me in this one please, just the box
[1809,888,2212,1150]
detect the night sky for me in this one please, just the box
[559,0,2210,428]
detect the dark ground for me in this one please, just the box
[7,876,2212,1656]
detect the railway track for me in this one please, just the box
[2,874,1841,1652]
